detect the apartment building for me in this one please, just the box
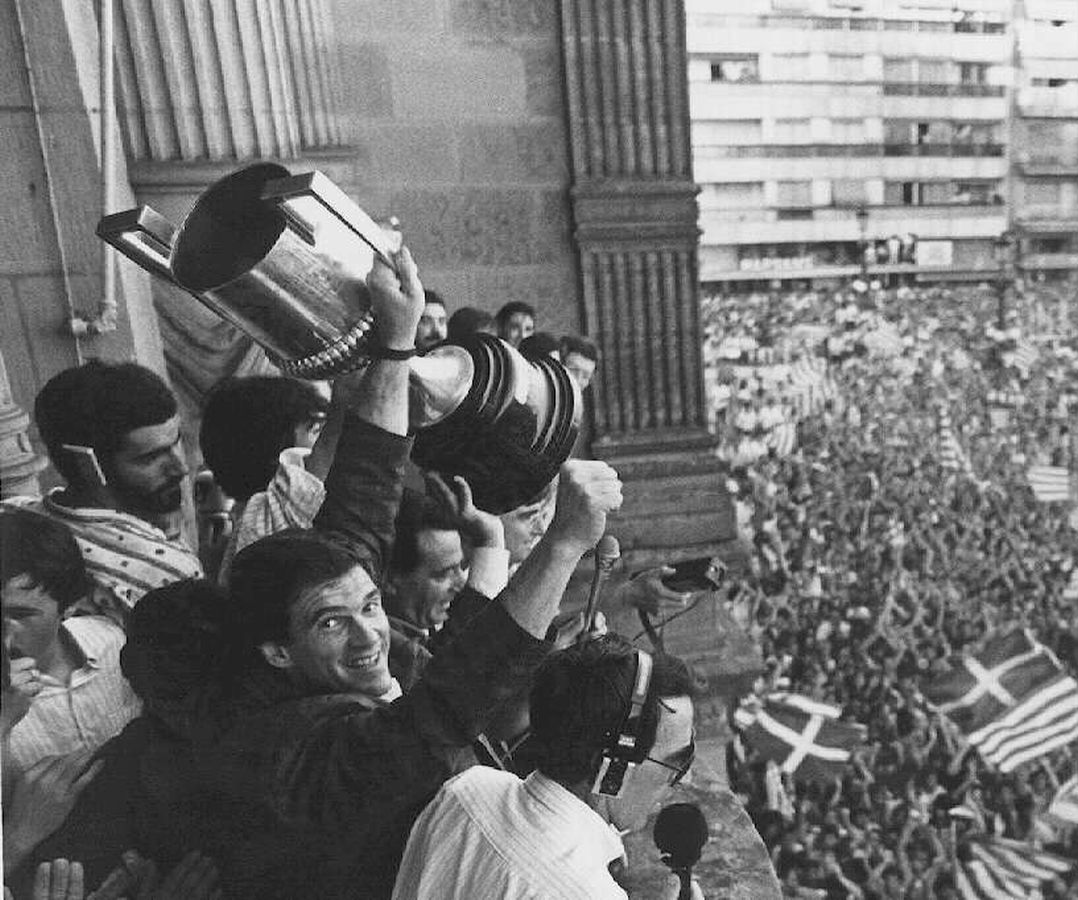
[1012,0,1078,277]
[686,0,1049,289]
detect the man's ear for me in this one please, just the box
[259,641,293,670]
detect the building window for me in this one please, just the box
[776,180,813,207]
[829,54,864,79]
[884,181,948,205]
[883,57,913,82]
[831,118,864,142]
[918,59,949,83]
[773,118,812,142]
[1031,237,1069,254]
[1026,182,1063,205]
[700,182,765,208]
[776,208,815,220]
[832,179,866,206]
[959,62,989,85]
[695,119,763,145]
[952,182,999,204]
[773,53,812,79]
[710,55,760,83]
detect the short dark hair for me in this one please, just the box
[423,289,447,311]
[200,376,328,502]
[560,334,598,362]
[495,302,536,332]
[518,332,560,360]
[447,307,495,344]
[389,489,459,576]
[529,634,696,786]
[0,509,90,614]
[229,530,361,646]
[120,578,234,708]
[35,361,177,486]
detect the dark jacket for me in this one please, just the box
[16,416,549,900]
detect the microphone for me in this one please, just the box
[654,803,708,900]
[581,534,620,636]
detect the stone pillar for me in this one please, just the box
[559,0,733,559]
[112,0,344,162]
[0,347,46,499]
[560,0,711,455]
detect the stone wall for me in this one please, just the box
[328,0,581,334]
[0,0,164,446]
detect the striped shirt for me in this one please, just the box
[3,492,202,625]
[393,767,627,900]
[216,447,326,586]
[5,616,142,771]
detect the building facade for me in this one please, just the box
[687,0,1075,289]
[1012,0,1078,277]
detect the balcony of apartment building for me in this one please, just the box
[692,146,1007,184]
[699,202,1007,247]
[1015,205,1078,234]
[1018,83,1078,117]
[1015,150,1078,176]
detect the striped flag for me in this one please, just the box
[1047,775,1078,827]
[937,410,974,476]
[1027,465,1071,503]
[733,693,864,782]
[1006,338,1039,374]
[956,836,1072,899]
[922,630,1078,773]
[765,421,797,457]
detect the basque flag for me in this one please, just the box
[733,693,864,783]
[956,836,1072,900]
[922,629,1078,773]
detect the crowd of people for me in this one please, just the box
[1,248,700,900]
[705,276,1078,898]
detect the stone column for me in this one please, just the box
[559,0,733,559]
[113,0,343,162]
[0,348,46,499]
[560,0,712,456]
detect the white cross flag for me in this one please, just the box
[922,629,1078,773]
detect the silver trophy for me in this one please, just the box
[98,163,579,512]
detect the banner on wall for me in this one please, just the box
[915,240,954,267]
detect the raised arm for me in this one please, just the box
[498,459,623,638]
[313,249,424,573]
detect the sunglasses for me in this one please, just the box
[646,729,696,786]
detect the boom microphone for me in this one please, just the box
[581,534,620,636]
[654,802,708,900]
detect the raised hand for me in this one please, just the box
[546,460,623,555]
[425,472,505,548]
[32,859,84,900]
[368,246,424,352]
[2,656,43,736]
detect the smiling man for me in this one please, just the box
[3,361,202,623]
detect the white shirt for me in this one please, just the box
[217,447,326,586]
[5,616,142,771]
[393,767,627,900]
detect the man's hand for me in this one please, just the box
[618,568,692,617]
[2,656,42,736]
[88,850,220,900]
[4,753,103,874]
[33,860,84,900]
[546,461,623,555]
[368,246,424,351]
[426,472,505,548]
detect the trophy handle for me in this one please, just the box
[260,171,399,273]
[96,206,177,284]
